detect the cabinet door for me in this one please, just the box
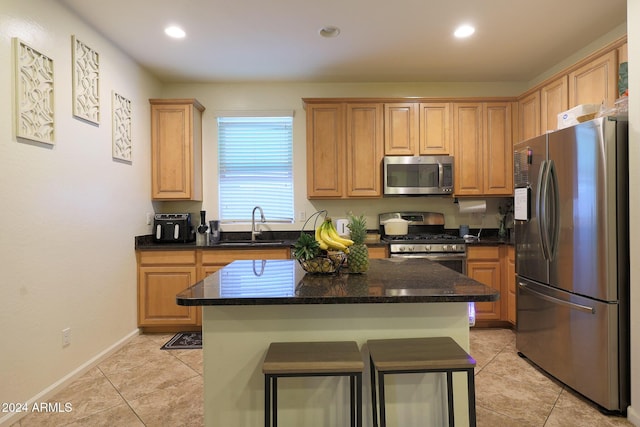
[540,77,568,134]
[468,261,502,321]
[483,102,513,196]
[518,91,540,142]
[453,103,483,195]
[138,266,199,327]
[306,103,345,198]
[568,50,618,108]
[419,103,452,155]
[384,103,418,155]
[346,103,383,197]
[150,100,204,201]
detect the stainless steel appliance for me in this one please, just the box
[514,117,629,412]
[383,155,454,196]
[153,213,194,243]
[379,212,466,274]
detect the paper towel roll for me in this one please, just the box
[458,199,487,214]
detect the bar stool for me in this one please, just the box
[367,337,476,427]
[262,341,364,427]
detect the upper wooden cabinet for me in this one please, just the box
[518,91,540,142]
[453,102,513,196]
[383,102,452,155]
[419,103,452,155]
[150,99,205,201]
[384,103,417,155]
[568,50,618,108]
[540,76,568,135]
[306,101,383,199]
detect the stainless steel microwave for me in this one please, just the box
[383,155,454,195]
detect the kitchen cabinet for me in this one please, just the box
[306,102,383,199]
[150,99,205,201]
[540,76,568,134]
[383,102,452,156]
[453,102,513,196]
[384,103,418,155]
[467,246,503,323]
[418,103,452,155]
[367,245,388,259]
[467,244,515,327]
[568,50,618,109]
[137,247,291,332]
[517,91,540,142]
[137,250,200,331]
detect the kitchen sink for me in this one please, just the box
[217,240,287,246]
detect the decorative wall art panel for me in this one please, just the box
[13,38,55,145]
[112,91,132,162]
[72,35,100,125]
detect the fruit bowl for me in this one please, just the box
[298,251,346,274]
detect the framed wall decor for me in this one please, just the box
[112,91,132,162]
[72,35,100,125]
[13,38,55,145]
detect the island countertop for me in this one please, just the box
[176,258,498,306]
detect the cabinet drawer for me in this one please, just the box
[466,245,500,260]
[138,250,197,265]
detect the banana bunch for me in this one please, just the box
[315,218,354,252]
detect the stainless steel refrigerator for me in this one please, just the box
[513,117,629,412]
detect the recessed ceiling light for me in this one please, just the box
[319,26,340,38]
[165,26,186,39]
[454,24,475,38]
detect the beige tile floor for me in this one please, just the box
[12,328,634,426]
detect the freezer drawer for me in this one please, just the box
[516,277,625,411]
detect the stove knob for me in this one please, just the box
[443,244,451,251]
[424,245,431,252]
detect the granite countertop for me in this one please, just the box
[176,258,499,306]
[135,233,388,250]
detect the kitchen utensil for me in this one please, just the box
[382,218,409,235]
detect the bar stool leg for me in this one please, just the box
[264,375,270,427]
[370,356,379,427]
[356,373,362,427]
[350,375,355,427]
[446,371,454,427]
[467,368,477,427]
[378,372,387,427]
[272,377,278,427]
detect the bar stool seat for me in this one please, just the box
[367,337,476,427]
[262,341,364,427]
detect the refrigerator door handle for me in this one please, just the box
[518,282,595,314]
[547,160,560,260]
[537,160,551,260]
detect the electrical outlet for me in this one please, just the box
[62,328,71,347]
[298,211,306,222]
[146,212,153,225]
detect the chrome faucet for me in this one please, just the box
[251,206,265,241]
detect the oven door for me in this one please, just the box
[390,253,467,275]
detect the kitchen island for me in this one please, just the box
[177,258,498,427]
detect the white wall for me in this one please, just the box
[626,0,639,424]
[0,1,161,423]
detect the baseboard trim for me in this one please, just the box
[0,328,140,427]
[627,405,640,426]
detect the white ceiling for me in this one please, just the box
[57,0,627,84]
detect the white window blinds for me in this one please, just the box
[217,116,294,222]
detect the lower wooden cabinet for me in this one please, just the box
[137,247,291,332]
[467,244,515,327]
[137,250,200,332]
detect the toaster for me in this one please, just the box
[153,213,194,243]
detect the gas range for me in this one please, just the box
[379,211,466,258]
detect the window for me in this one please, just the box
[217,116,294,223]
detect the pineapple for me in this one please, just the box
[347,214,369,273]
[293,233,320,261]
